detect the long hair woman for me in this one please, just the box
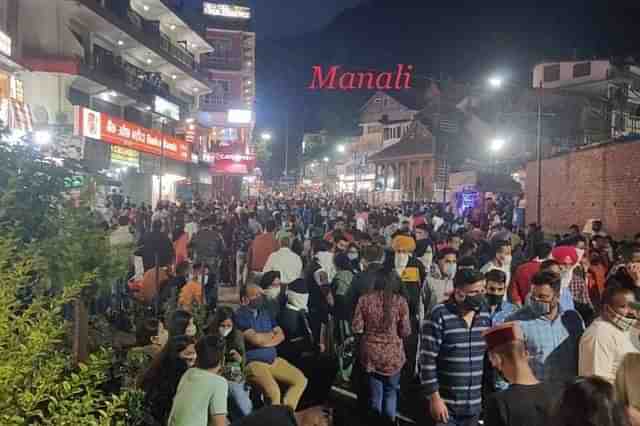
[138,335,196,425]
[207,307,253,419]
[552,376,629,426]
[617,353,640,426]
[351,271,411,423]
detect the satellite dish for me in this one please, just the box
[32,105,49,125]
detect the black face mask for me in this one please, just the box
[463,294,486,311]
[486,293,503,307]
[415,240,431,257]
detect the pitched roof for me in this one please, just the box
[368,120,434,162]
[387,89,425,110]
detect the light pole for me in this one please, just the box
[488,74,545,225]
[490,138,505,173]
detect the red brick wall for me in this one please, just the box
[526,140,640,239]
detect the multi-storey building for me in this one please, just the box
[194,0,256,198]
[4,0,257,204]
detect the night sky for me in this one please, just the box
[184,0,640,179]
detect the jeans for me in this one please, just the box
[228,381,253,419]
[368,372,401,420]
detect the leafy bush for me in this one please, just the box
[0,238,132,425]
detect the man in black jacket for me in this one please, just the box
[138,220,174,271]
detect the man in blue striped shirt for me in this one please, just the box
[420,269,491,426]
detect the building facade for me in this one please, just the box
[6,0,257,205]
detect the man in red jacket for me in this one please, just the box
[510,242,552,306]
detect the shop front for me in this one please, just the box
[74,106,191,206]
[0,29,34,143]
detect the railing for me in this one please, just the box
[612,111,640,138]
[96,1,199,73]
[90,45,185,109]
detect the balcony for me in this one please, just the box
[200,55,243,72]
[79,44,190,115]
[612,112,640,138]
[78,0,210,87]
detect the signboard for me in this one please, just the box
[111,145,139,169]
[75,107,191,162]
[154,96,180,121]
[227,109,252,124]
[211,151,256,175]
[203,2,251,19]
[0,30,11,57]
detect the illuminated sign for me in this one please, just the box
[227,109,252,124]
[0,30,11,57]
[154,96,180,121]
[203,3,251,19]
[111,145,140,169]
[74,107,191,162]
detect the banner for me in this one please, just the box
[75,107,190,162]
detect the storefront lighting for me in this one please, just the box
[145,106,152,111]
[146,58,152,64]
[188,124,195,130]
[170,24,177,31]
[117,40,124,46]
[323,157,329,163]
[247,80,252,85]
[193,87,199,92]
[247,61,252,66]
[171,74,177,80]
[109,91,117,97]
[191,43,198,49]
[34,130,52,145]
[142,4,150,11]
[185,118,195,124]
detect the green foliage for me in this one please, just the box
[0,143,70,243]
[0,238,128,425]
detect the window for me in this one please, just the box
[543,64,561,82]
[202,79,231,105]
[208,37,233,59]
[573,62,591,78]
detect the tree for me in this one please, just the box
[0,238,129,425]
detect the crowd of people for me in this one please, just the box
[121,194,640,426]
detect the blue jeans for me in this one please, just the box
[228,381,253,419]
[368,372,401,420]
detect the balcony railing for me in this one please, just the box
[612,111,640,138]
[89,44,187,112]
[89,0,200,74]
[200,54,243,71]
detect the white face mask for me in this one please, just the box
[560,268,574,288]
[395,253,410,273]
[265,286,281,299]
[185,321,197,337]
[286,291,309,311]
[219,327,232,338]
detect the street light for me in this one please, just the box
[336,144,346,153]
[490,138,505,152]
[488,76,503,89]
[323,157,329,163]
[261,132,272,141]
[488,71,545,225]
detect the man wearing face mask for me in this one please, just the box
[420,269,491,426]
[425,248,457,316]
[482,323,561,426]
[507,271,584,383]
[480,240,512,292]
[579,285,639,384]
[484,269,517,326]
[259,271,286,320]
[234,285,308,411]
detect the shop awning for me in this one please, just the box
[1,98,34,132]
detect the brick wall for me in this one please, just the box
[526,140,640,239]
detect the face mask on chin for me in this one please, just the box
[527,297,552,317]
[395,253,410,271]
[219,327,233,338]
[609,307,638,332]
